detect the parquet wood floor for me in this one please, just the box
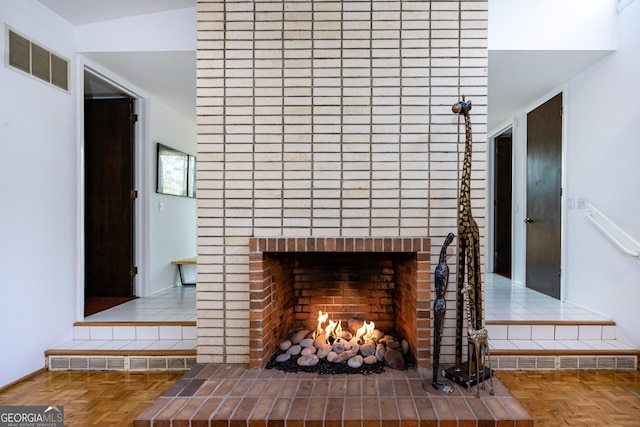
[0,371,183,426]
[496,370,640,426]
[0,369,637,426]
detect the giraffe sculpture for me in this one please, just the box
[452,96,484,370]
[462,284,494,397]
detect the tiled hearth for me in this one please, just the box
[249,237,431,369]
[134,364,533,427]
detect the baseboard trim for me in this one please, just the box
[0,367,47,392]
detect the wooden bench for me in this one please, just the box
[171,256,196,286]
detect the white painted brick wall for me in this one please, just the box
[196,0,487,365]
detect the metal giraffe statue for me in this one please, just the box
[432,232,455,393]
[452,96,483,369]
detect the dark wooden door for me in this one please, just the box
[526,93,562,299]
[494,132,512,278]
[84,98,135,298]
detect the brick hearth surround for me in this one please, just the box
[134,364,533,427]
[249,237,431,369]
[195,0,488,366]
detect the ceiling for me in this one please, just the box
[38,0,195,25]
[82,50,196,120]
[39,0,613,131]
[488,50,612,131]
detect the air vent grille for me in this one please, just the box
[51,54,68,89]
[8,30,30,73]
[31,43,51,82]
[6,27,69,92]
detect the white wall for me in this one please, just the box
[563,0,640,346]
[149,100,197,294]
[0,0,77,386]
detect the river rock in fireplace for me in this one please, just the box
[266,316,415,375]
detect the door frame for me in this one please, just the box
[487,85,568,301]
[76,56,150,320]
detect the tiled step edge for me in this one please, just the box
[486,320,616,325]
[74,321,197,326]
[491,351,639,370]
[45,349,196,372]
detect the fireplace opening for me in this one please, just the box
[265,252,416,373]
[249,237,431,370]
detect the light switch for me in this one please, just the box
[577,198,587,210]
[159,202,164,212]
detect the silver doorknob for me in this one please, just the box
[523,217,534,223]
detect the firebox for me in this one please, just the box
[249,237,431,369]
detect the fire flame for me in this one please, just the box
[314,311,376,345]
[315,311,328,337]
[353,320,375,343]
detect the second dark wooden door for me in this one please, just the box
[494,131,512,278]
[84,98,136,298]
[525,93,563,299]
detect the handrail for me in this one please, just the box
[584,208,640,259]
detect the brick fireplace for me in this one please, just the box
[249,236,431,369]
[195,0,488,368]
[138,2,535,424]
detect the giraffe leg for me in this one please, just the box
[466,244,482,374]
[480,340,486,391]
[474,340,481,398]
[466,339,472,393]
[466,226,482,328]
[455,242,467,368]
[485,338,495,396]
[470,233,483,328]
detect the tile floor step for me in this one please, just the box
[485,319,638,370]
[47,321,197,371]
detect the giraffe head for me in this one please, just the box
[443,232,455,247]
[452,96,472,116]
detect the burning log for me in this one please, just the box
[266,311,414,374]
